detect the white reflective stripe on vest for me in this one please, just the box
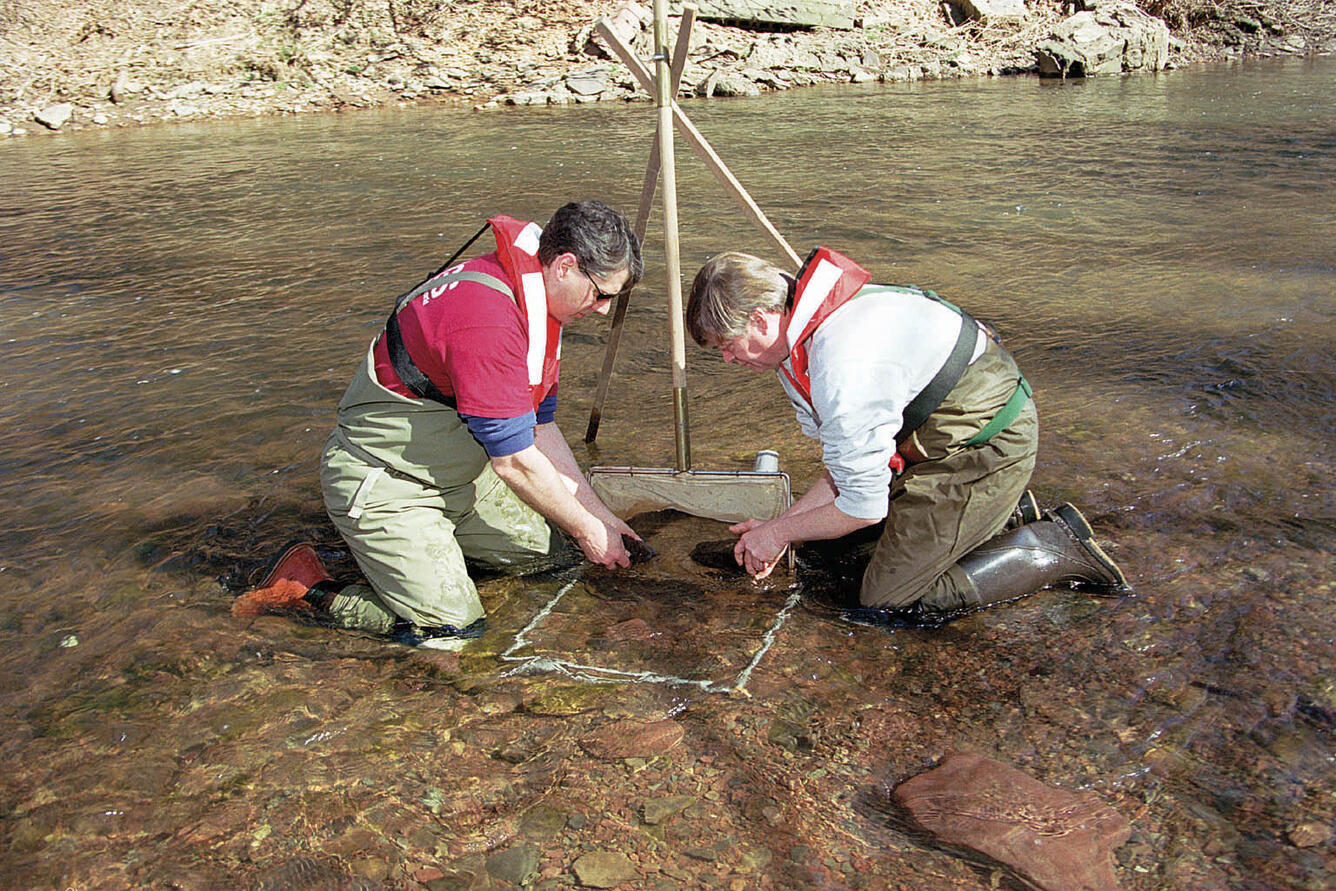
[520,271,548,386]
[509,221,549,388]
[785,258,845,352]
[513,221,542,256]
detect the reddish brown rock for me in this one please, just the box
[1288,822,1332,848]
[892,753,1131,891]
[605,618,655,641]
[412,866,445,883]
[579,718,684,760]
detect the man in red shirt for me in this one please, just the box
[239,201,644,648]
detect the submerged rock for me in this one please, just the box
[486,843,540,886]
[250,856,377,889]
[1288,822,1332,848]
[689,539,744,573]
[572,851,634,888]
[642,794,697,825]
[892,753,1130,891]
[579,718,685,760]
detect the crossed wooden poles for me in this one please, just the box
[583,3,802,453]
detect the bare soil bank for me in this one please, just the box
[1,0,1333,138]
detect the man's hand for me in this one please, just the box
[530,422,645,571]
[576,518,633,569]
[491,444,635,570]
[729,518,787,580]
[594,502,641,545]
[726,484,880,581]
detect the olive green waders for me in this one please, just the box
[847,338,1127,614]
[857,338,1040,611]
[319,344,570,635]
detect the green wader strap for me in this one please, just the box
[964,375,1033,447]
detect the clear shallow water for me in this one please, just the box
[1,57,1334,889]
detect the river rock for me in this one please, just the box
[694,0,856,30]
[576,1,650,61]
[34,103,74,130]
[956,0,1029,24]
[1288,821,1332,847]
[565,72,610,96]
[505,90,559,106]
[699,70,763,97]
[579,718,684,760]
[892,753,1130,891]
[1036,2,1169,76]
[168,81,210,98]
[486,843,540,885]
[642,794,696,825]
[572,851,634,888]
[109,71,144,104]
[605,617,655,641]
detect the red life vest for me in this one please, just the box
[778,246,907,473]
[487,215,562,409]
[392,215,561,411]
[779,246,871,408]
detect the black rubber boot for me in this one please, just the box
[391,618,488,649]
[956,501,1131,608]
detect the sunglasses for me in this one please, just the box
[580,265,621,302]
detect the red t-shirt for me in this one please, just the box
[373,252,549,419]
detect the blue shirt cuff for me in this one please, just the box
[462,411,537,457]
[535,391,558,425]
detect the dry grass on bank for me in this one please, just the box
[1145,0,1336,54]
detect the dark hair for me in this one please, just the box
[538,200,643,293]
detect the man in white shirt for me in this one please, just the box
[686,249,1129,621]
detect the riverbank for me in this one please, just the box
[2,0,1333,139]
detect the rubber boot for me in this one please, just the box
[955,502,1131,609]
[232,542,338,618]
[390,618,489,651]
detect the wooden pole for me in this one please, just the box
[652,0,690,472]
[585,6,695,443]
[596,16,802,269]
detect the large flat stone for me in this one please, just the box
[579,718,685,760]
[893,753,1131,891]
[693,0,856,30]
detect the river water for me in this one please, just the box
[2,57,1333,889]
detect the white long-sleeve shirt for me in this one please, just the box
[778,286,986,520]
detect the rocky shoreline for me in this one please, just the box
[2,0,1333,140]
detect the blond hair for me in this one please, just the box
[686,251,789,346]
